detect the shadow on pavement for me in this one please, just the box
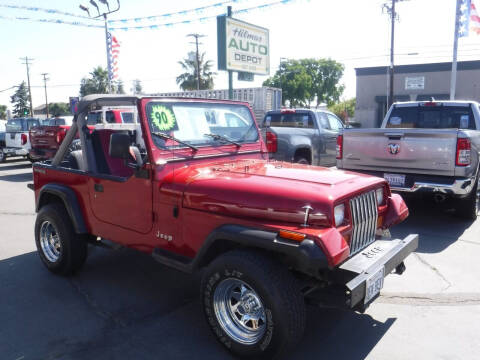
[0,162,31,171]
[390,196,474,254]
[0,246,394,360]
[0,172,33,182]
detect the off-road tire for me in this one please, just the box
[201,250,306,359]
[35,203,88,275]
[294,156,310,165]
[456,176,479,220]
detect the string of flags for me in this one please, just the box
[109,0,296,31]
[0,0,301,31]
[458,0,480,37]
[0,4,99,21]
[107,33,121,80]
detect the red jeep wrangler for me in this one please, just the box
[32,95,417,358]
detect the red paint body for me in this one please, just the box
[33,98,408,267]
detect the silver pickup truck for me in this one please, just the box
[262,109,344,167]
[337,100,479,219]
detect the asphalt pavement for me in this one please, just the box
[0,158,479,360]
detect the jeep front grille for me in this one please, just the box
[349,190,378,255]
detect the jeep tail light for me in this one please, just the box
[56,129,66,144]
[456,138,471,166]
[266,131,277,153]
[336,134,343,159]
[21,133,27,145]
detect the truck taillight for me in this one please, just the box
[56,129,66,144]
[266,131,277,153]
[336,135,343,159]
[456,138,471,166]
[21,133,27,145]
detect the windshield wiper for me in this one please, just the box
[152,132,198,152]
[204,133,241,148]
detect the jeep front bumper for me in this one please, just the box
[339,234,418,309]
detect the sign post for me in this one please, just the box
[217,10,270,99]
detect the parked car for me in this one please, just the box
[32,95,417,359]
[29,108,133,162]
[1,117,40,162]
[337,100,480,219]
[262,108,344,166]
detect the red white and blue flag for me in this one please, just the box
[458,0,480,37]
[107,32,120,80]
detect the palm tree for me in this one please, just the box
[176,52,216,91]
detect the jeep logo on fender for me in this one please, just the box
[388,143,400,155]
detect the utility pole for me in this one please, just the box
[382,1,398,109]
[20,56,34,117]
[187,33,206,90]
[450,0,462,100]
[41,73,49,118]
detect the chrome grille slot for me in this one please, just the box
[349,190,378,255]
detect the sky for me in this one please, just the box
[1,0,480,112]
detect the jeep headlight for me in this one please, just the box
[334,204,345,226]
[376,188,385,206]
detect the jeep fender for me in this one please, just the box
[152,224,328,277]
[36,184,88,234]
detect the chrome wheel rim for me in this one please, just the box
[39,221,61,262]
[213,278,267,345]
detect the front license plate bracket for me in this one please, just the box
[364,266,385,304]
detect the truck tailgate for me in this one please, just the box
[341,128,459,176]
[30,126,66,149]
[6,132,28,149]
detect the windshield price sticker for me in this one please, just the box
[150,105,178,132]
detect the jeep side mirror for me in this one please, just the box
[109,132,130,159]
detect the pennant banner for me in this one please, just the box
[0,4,99,21]
[0,14,103,28]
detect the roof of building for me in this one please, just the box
[356,60,480,76]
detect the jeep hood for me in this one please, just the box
[178,160,385,227]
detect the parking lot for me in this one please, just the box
[1,158,479,360]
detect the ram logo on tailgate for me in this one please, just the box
[388,143,400,155]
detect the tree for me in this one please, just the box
[176,52,216,90]
[79,66,109,96]
[48,103,70,116]
[114,80,125,94]
[263,60,312,107]
[263,58,345,108]
[328,98,356,122]
[10,82,30,117]
[132,79,143,94]
[0,105,7,119]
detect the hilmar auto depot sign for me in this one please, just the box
[217,16,270,75]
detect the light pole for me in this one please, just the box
[79,0,120,94]
[279,57,288,105]
[187,33,206,90]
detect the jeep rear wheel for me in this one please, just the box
[201,250,306,359]
[35,203,87,275]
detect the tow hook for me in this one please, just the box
[395,261,406,275]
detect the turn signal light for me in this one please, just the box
[336,134,343,159]
[266,131,277,153]
[278,230,306,242]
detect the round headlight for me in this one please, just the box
[334,204,345,226]
[376,188,384,205]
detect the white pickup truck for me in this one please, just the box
[1,117,40,162]
[337,100,480,219]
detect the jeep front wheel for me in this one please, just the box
[201,250,306,359]
[35,203,87,275]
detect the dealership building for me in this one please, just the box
[355,60,480,127]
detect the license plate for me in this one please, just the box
[384,173,406,187]
[364,266,385,304]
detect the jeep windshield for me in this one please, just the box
[145,102,258,150]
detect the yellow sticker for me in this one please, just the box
[151,105,177,131]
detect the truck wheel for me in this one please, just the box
[0,151,5,163]
[201,250,306,359]
[294,156,310,165]
[34,203,88,275]
[456,177,479,220]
